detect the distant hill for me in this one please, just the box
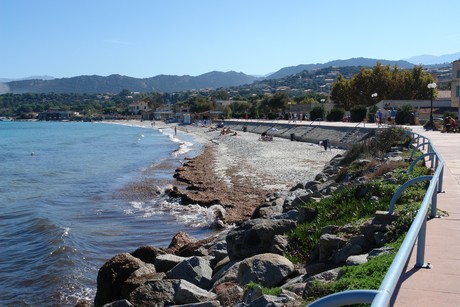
[5,71,259,94]
[0,75,55,83]
[405,52,460,65]
[4,55,455,94]
[267,57,415,80]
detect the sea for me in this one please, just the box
[0,121,218,306]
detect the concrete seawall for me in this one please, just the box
[223,120,375,149]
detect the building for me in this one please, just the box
[128,101,151,115]
[451,59,460,119]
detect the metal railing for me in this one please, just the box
[308,131,444,306]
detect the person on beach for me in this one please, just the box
[174,126,177,135]
[320,139,331,151]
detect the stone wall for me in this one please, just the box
[223,120,374,149]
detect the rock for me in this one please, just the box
[374,231,386,246]
[242,285,263,304]
[314,172,328,183]
[346,254,369,266]
[102,299,134,307]
[226,219,297,260]
[211,260,240,289]
[290,182,305,191]
[303,268,341,299]
[236,253,295,288]
[121,271,165,299]
[318,234,347,262]
[154,254,189,273]
[297,206,318,223]
[304,263,327,276]
[166,256,213,290]
[304,180,321,191]
[246,294,295,307]
[281,274,311,296]
[207,233,229,268]
[94,253,149,307]
[128,279,177,306]
[169,231,196,251]
[270,235,289,255]
[130,245,165,264]
[170,301,221,307]
[272,209,299,221]
[290,193,314,208]
[75,300,91,307]
[214,282,244,306]
[334,244,363,264]
[368,246,393,258]
[173,279,218,305]
[251,200,284,219]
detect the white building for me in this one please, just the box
[128,101,151,115]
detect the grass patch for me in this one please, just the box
[244,282,282,296]
[304,236,405,304]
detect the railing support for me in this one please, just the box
[388,175,433,214]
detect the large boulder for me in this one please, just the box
[236,253,295,288]
[128,279,177,306]
[211,260,240,290]
[94,253,149,307]
[130,245,165,264]
[166,256,213,290]
[121,271,165,298]
[154,253,190,273]
[226,219,297,260]
[173,279,218,305]
[251,198,284,219]
[318,233,347,262]
[214,282,244,306]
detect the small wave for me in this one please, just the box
[157,127,194,157]
[123,198,225,228]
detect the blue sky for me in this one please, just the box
[2,0,459,79]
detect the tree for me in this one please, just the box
[330,64,437,110]
[269,93,290,113]
[330,74,352,109]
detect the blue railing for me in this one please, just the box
[308,131,444,306]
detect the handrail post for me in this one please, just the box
[431,182,438,218]
[416,215,430,268]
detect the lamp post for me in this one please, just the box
[427,82,437,130]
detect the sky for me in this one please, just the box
[1,0,460,79]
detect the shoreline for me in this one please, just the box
[105,120,345,224]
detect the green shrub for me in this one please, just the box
[326,107,345,121]
[395,104,415,125]
[350,105,367,122]
[310,106,325,121]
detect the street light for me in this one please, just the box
[427,82,437,130]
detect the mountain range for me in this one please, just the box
[2,53,459,94]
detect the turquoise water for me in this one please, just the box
[0,121,213,306]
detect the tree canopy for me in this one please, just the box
[330,64,437,110]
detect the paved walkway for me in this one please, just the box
[392,127,460,306]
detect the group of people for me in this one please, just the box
[443,116,458,133]
[376,108,397,127]
[259,132,273,142]
[220,127,237,136]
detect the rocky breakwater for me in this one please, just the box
[90,148,407,307]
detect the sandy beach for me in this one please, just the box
[112,120,345,223]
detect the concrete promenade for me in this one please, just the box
[392,127,460,306]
